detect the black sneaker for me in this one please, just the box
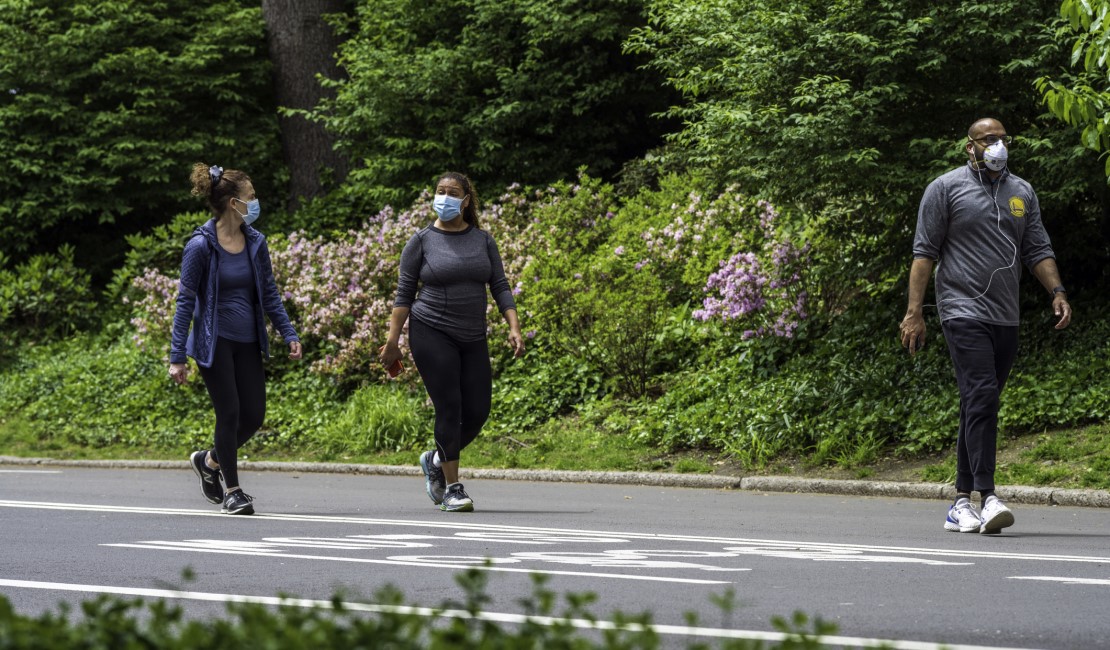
[222,490,255,515]
[440,483,474,512]
[190,450,223,504]
[419,450,446,505]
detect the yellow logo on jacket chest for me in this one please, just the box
[1009,197,1026,218]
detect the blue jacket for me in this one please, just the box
[169,219,299,368]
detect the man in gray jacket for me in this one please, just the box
[899,117,1072,534]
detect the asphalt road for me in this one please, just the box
[2,464,1109,649]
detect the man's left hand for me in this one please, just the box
[1052,294,1072,330]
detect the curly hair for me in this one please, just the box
[190,163,251,220]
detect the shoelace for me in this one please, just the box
[227,491,253,503]
[953,503,979,519]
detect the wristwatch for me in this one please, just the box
[1052,285,1067,296]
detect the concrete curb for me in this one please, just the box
[3,455,1108,507]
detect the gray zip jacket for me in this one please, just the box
[913,164,1055,325]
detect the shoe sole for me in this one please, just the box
[944,520,981,533]
[223,505,255,515]
[441,501,474,513]
[419,452,444,505]
[190,451,223,505]
[980,510,1015,534]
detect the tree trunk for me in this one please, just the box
[261,0,350,209]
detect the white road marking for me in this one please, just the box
[0,470,62,474]
[0,578,1043,650]
[101,542,734,585]
[4,499,1110,566]
[1009,576,1110,586]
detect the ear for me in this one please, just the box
[462,194,471,210]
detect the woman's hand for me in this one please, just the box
[289,341,303,360]
[508,329,525,358]
[379,341,404,370]
[169,362,189,385]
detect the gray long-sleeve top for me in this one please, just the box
[912,165,1056,325]
[393,224,517,341]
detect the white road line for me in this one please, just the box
[1009,576,1110,586]
[0,578,1042,650]
[4,498,1110,566]
[100,543,734,584]
[0,470,62,474]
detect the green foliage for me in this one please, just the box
[1036,0,1110,175]
[0,0,283,273]
[311,0,672,213]
[0,334,339,453]
[488,343,605,438]
[105,211,209,315]
[0,245,97,349]
[520,176,668,397]
[0,570,843,650]
[626,290,1110,469]
[627,0,1109,299]
[313,383,432,458]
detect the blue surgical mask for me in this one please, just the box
[232,198,261,225]
[433,194,465,222]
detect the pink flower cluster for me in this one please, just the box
[124,186,548,382]
[268,202,433,378]
[127,267,179,360]
[690,200,811,339]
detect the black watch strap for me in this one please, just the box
[1052,285,1067,295]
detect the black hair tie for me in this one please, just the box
[209,165,224,187]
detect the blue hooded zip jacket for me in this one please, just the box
[169,218,299,367]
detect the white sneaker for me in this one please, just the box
[944,498,982,533]
[979,495,1015,534]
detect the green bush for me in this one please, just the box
[0,334,340,454]
[627,293,1110,468]
[0,569,841,650]
[312,382,432,458]
[0,0,283,271]
[0,245,97,348]
[488,342,604,438]
[105,211,210,316]
[311,0,672,213]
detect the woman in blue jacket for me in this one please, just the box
[169,163,302,515]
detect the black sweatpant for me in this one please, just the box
[408,317,491,463]
[941,318,1019,493]
[197,337,266,490]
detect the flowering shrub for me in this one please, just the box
[270,187,544,382]
[269,202,429,379]
[124,173,808,399]
[127,267,178,358]
[622,181,812,340]
[690,201,811,339]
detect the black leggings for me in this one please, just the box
[408,317,491,463]
[197,337,266,490]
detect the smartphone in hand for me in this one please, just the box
[379,345,405,378]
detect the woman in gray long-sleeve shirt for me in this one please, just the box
[379,172,525,512]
